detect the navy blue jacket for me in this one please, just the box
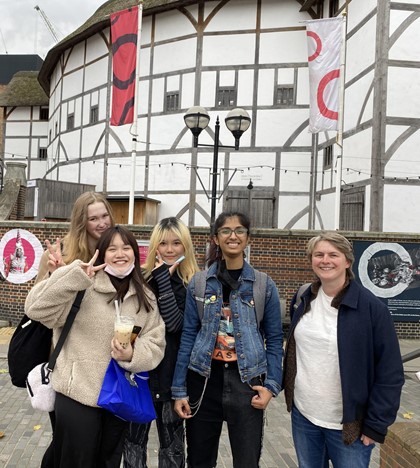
[283,279,404,444]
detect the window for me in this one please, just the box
[276,85,295,106]
[67,114,74,130]
[40,107,49,121]
[216,87,236,108]
[38,148,47,160]
[49,130,52,143]
[329,0,339,17]
[90,105,99,124]
[55,122,58,136]
[323,145,333,169]
[165,92,180,112]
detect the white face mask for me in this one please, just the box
[104,263,135,279]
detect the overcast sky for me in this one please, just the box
[1,0,103,58]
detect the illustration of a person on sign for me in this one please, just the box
[3,231,29,277]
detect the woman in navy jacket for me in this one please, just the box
[283,231,404,467]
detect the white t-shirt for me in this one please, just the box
[294,287,343,429]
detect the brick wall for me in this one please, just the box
[1,221,420,338]
[380,422,420,467]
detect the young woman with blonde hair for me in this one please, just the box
[124,217,199,468]
[37,191,115,281]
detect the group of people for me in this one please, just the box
[23,190,405,468]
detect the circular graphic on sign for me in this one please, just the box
[358,242,412,298]
[0,229,43,284]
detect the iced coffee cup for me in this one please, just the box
[114,316,135,349]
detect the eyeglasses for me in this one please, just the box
[217,227,248,237]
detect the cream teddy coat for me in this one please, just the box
[25,260,166,408]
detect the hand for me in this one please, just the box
[80,250,106,278]
[360,434,375,446]
[111,337,133,362]
[251,385,273,410]
[45,238,66,274]
[174,399,192,419]
[154,252,181,276]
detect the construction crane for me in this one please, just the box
[34,5,60,43]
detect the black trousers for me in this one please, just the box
[185,361,264,468]
[124,400,185,468]
[52,392,128,468]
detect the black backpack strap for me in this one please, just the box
[47,290,85,371]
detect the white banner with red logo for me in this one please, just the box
[305,17,344,133]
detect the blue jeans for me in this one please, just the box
[291,406,374,468]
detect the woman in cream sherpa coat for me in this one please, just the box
[25,226,166,468]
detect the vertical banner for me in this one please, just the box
[305,17,343,133]
[110,7,139,126]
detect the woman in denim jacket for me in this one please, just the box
[172,211,283,468]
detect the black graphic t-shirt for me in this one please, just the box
[212,268,242,362]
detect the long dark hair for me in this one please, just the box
[206,211,251,267]
[95,226,153,312]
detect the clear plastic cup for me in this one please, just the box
[114,316,135,349]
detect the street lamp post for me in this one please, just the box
[184,106,251,226]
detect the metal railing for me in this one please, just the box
[402,349,420,363]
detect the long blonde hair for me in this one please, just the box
[143,217,199,285]
[62,192,115,263]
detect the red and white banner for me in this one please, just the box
[110,7,139,126]
[305,17,343,133]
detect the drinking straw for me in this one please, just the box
[114,300,121,321]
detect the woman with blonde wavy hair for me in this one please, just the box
[124,217,199,468]
[37,191,115,281]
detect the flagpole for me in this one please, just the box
[128,2,143,225]
[334,12,348,230]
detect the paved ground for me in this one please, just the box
[0,328,419,467]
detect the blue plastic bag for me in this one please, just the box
[97,359,156,424]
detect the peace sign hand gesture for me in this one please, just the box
[80,250,107,278]
[45,238,65,274]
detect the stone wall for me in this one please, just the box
[1,220,420,338]
[380,422,420,467]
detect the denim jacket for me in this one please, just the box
[171,261,283,398]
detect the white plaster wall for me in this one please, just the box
[385,127,420,178]
[345,18,376,84]
[62,68,85,101]
[260,0,309,28]
[84,57,109,92]
[316,191,337,229]
[85,32,109,63]
[387,67,420,118]
[341,129,373,185]
[181,73,196,109]
[343,71,374,128]
[278,196,309,230]
[204,0,257,31]
[203,34,255,66]
[296,67,309,105]
[259,31,307,64]
[153,38,197,75]
[258,69,275,106]
[384,185,420,233]
[200,72,217,108]
[255,109,311,147]
[154,9,196,42]
[237,70,254,107]
[347,0,377,30]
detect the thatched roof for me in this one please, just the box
[38,0,198,94]
[0,71,48,107]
